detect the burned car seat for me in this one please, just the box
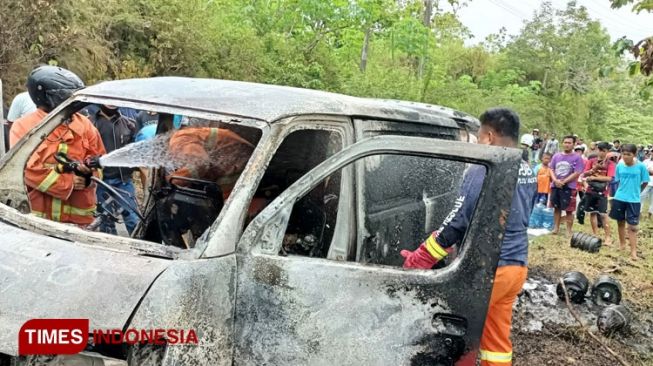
[154,176,223,248]
[281,173,340,258]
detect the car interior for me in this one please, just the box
[17,103,474,268]
[132,113,263,248]
[257,129,343,258]
[21,104,348,252]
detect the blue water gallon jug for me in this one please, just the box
[542,206,554,230]
[529,202,544,228]
[535,202,546,227]
[529,209,539,228]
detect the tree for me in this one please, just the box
[609,0,653,98]
[609,0,653,13]
[501,2,614,96]
[1,0,649,143]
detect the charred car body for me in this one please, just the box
[0,78,521,365]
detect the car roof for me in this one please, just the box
[77,77,479,130]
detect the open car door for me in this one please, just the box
[232,136,522,366]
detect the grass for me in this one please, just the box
[529,213,653,310]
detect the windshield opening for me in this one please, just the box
[10,101,262,250]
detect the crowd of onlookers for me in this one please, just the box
[520,129,652,261]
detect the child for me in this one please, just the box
[534,152,552,204]
[609,143,650,260]
[574,146,588,193]
[582,142,614,246]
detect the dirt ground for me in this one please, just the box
[512,215,653,366]
[513,323,643,366]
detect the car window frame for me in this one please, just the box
[237,135,521,273]
[202,115,354,258]
[0,96,267,260]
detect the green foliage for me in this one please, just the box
[609,0,653,100]
[391,17,432,57]
[1,0,651,144]
[609,0,653,12]
[614,37,635,56]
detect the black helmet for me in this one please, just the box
[27,66,84,112]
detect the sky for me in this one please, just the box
[454,0,653,44]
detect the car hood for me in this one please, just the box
[0,220,172,355]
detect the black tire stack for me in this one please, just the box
[570,232,602,253]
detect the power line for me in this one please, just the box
[487,0,528,20]
[581,2,651,35]
[495,0,531,18]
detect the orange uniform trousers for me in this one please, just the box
[479,265,528,366]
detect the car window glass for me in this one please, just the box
[261,153,484,268]
[356,119,462,140]
[18,104,261,250]
[359,155,482,267]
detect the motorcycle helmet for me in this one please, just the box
[27,65,85,112]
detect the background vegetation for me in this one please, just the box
[1,0,652,142]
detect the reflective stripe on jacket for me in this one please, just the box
[23,112,106,225]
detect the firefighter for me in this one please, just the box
[10,66,106,226]
[400,108,536,366]
[155,125,257,247]
[168,125,254,198]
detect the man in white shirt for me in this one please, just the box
[544,133,559,156]
[4,91,36,151]
[7,91,36,122]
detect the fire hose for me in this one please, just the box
[53,153,144,226]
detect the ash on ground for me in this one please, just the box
[514,276,653,358]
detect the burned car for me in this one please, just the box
[0,78,521,365]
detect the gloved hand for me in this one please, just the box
[400,244,439,269]
[400,233,453,269]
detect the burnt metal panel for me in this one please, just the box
[76,78,478,128]
[0,221,172,356]
[0,204,184,259]
[234,255,465,365]
[127,257,237,365]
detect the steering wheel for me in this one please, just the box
[91,176,144,221]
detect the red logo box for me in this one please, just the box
[19,319,89,355]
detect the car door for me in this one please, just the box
[232,136,521,366]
